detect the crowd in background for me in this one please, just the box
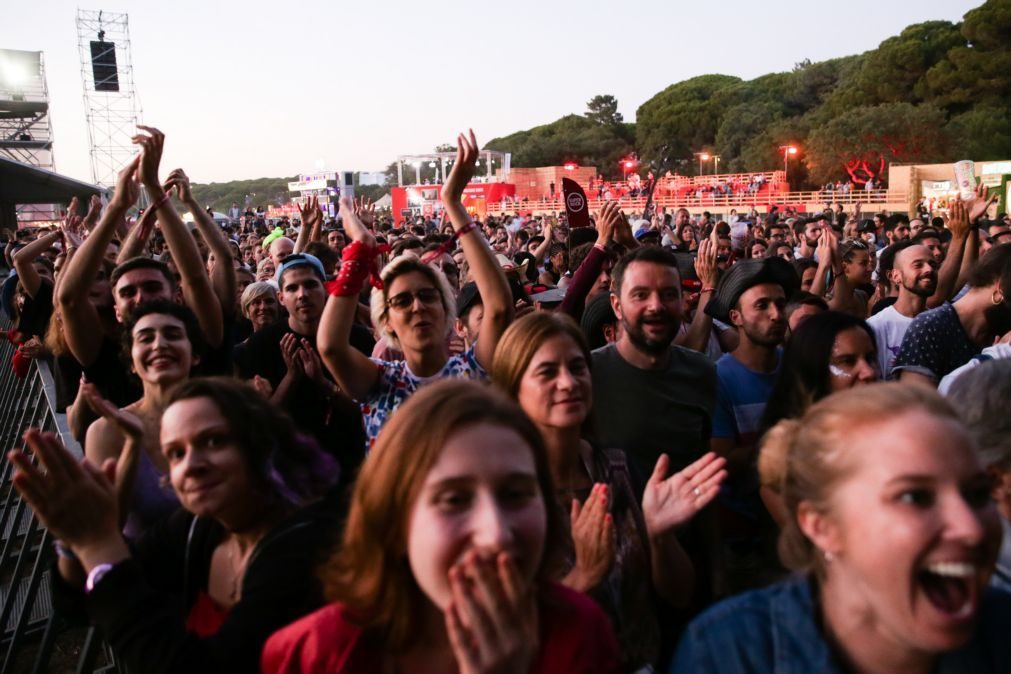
[2,126,1011,673]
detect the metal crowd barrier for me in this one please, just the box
[0,312,117,673]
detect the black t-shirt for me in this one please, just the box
[233,320,374,479]
[196,313,236,376]
[591,343,717,478]
[17,279,54,338]
[83,335,141,408]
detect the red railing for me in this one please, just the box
[487,189,904,215]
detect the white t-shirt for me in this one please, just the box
[867,304,915,378]
[938,343,1011,395]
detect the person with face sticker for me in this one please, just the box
[673,384,1011,674]
[262,380,622,673]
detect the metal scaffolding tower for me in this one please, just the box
[77,9,143,187]
[0,49,55,170]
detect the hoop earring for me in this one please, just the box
[992,290,1004,306]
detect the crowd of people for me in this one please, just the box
[2,124,1011,673]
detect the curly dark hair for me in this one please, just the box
[167,377,339,508]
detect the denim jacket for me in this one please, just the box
[670,574,1011,674]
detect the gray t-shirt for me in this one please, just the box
[591,343,717,477]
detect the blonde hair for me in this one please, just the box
[369,253,455,350]
[239,281,278,319]
[758,383,959,575]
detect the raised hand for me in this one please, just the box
[948,197,971,239]
[339,196,376,247]
[132,125,165,192]
[83,194,103,232]
[595,201,620,246]
[60,199,86,249]
[297,195,320,228]
[110,156,142,210]
[441,129,479,207]
[641,452,727,537]
[164,168,194,203]
[353,196,376,229]
[446,551,539,674]
[9,429,120,552]
[63,196,82,232]
[966,182,997,225]
[80,381,144,443]
[695,234,719,289]
[567,483,615,591]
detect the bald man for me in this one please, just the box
[269,236,295,268]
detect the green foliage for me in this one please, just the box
[196,2,1011,194]
[925,1,1011,109]
[805,103,950,185]
[190,177,295,214]
[585,95,623,125]
[485,113,635,179]
[635,75,742,171]
[945,106,1011,160]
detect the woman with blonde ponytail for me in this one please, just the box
[672,383,1011,674]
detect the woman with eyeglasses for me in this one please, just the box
[317,130,513,447]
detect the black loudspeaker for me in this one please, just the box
[90,41,119,92]
[343,172,354,188]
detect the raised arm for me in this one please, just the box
[292,196,320,254]
[12,228,60,298]
[676,233,720,352]
[317,197,382,402]
[133,127,223,348]
[441,130,513,368]
[531,220,553,265]
[929,197,972,308]
[58,160,140,366]
[116,206,157,264]
[166,169,237,317]
[559,202,618,319]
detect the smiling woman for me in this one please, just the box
[10,377,340,674]
[83,299,206,539]
[672,383,1011,674]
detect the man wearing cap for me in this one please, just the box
[705,257,797,477]
[705,256,797,590]
[235,253,370,474]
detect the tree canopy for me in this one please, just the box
[484,0,1010,187]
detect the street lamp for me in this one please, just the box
[695,152,710,176]
[779,145,798,181]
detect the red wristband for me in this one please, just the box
[150,191,172,212]
[701,287,717,294]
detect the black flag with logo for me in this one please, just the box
[561,178,591,228]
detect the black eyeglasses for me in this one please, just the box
[386,287,441,310]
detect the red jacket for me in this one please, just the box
[262,583,622,674]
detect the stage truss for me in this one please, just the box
[76,9,143,188]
